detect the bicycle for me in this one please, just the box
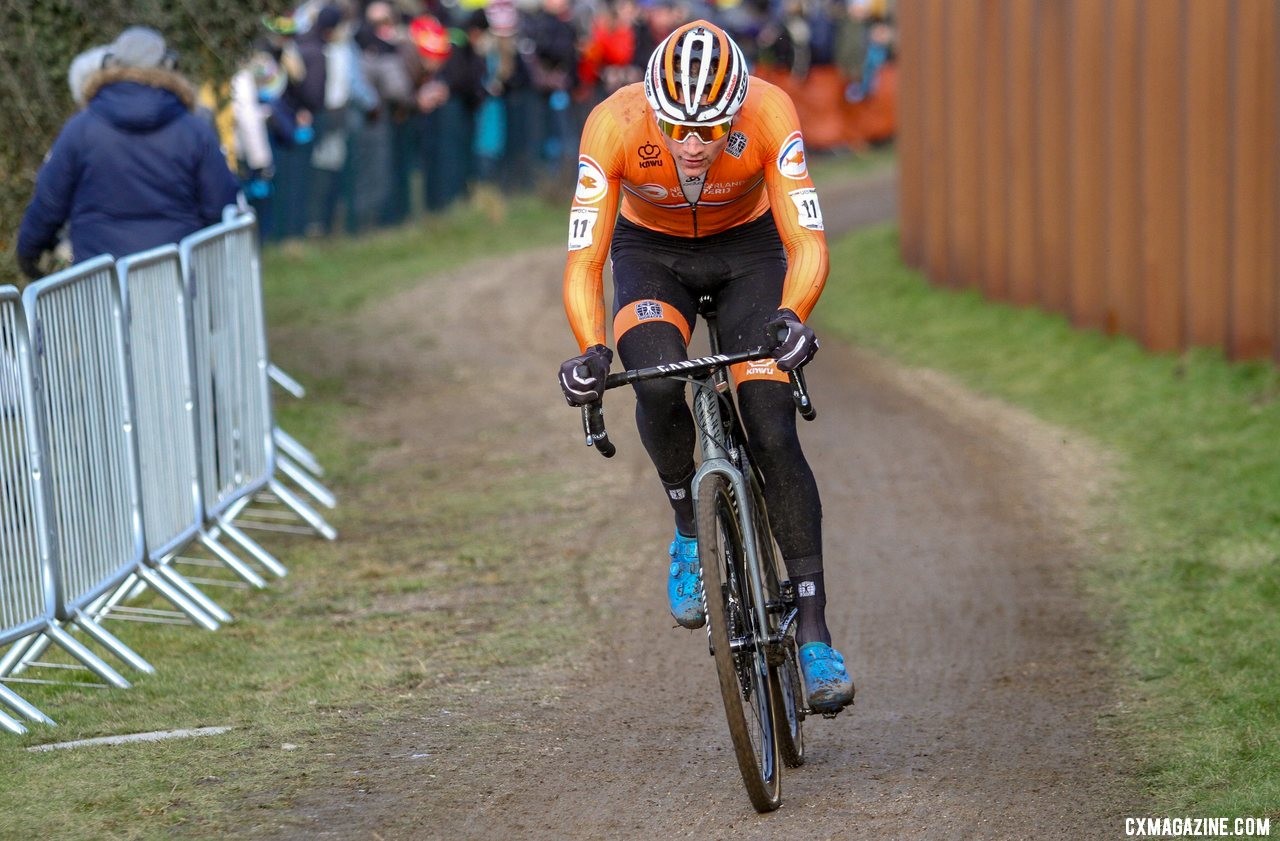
[576,296,830,813]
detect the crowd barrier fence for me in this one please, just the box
[0,209,333,734]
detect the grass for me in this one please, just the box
[818,223,1280,820]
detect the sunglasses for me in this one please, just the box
[656,117,734,144]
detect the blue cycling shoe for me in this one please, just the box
[668,532,705,629]
[799,641,855,712]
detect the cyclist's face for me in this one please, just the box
[661,128,731,178]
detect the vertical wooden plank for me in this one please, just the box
[978,0,1010,300]
[1005,0,1038,306]
[1269,4,1280,368]
[947,2,984,290]
[1184,1,1232,350]
[896,0,926,270]
[1035,0,1071,315]
[921,0,951,285]
[1067,0,1108,330]
[1229,0,1278,359]
[1269,4,1280,363]
[1138,3,1186,352]
[1105,0,1143,339]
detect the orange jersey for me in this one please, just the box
[563,79,829,351]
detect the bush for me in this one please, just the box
[0,0,288,283]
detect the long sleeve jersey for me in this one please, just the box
[563,78,829,352]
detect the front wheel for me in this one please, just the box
[698,473,782,813]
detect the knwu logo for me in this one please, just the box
[638,142,663,168]
[634,300,663,320]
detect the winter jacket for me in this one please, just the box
[17,66,240,267]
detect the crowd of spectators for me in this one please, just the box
[35,0,895,257]
[229,0,895,243]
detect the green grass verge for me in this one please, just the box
[260,192,568,326]
[819,223,1280,819]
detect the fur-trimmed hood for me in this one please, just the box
[81,66,196,132]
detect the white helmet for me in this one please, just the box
[644,20,749,126]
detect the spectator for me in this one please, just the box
[408,14,482,213]
[518,0,579,176]
[273,6,340,239]
[355,1,419,227]
[579,0,640,102]
[16,26,239,280]
[308,4,380,236]
[231,48,289,232]
[472,1,515,187]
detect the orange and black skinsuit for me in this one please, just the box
[562,79,829,572]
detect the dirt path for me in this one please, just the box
[264,170,1140,839]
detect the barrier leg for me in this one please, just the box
[268,364,307,399]
[136,567,223,631]
[150,563,233,624]
[199,531,268,588]
[0,634,44,677]
[0,707,26,735]
[88,572,145,620]
[72,613,154,675]
[43,624,130,689]
[269,478,337,541]
[274,427,324,477]
[220,518,289,578]
[0,683,54,726]
[277,453,337,509]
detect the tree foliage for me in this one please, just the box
[0,0,289,283]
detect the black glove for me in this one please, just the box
[16,251,43,281]
[764,308,819,372]
[558,344,613,406]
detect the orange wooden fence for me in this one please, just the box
[896,0,1280,360]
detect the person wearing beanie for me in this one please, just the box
[16,26,239,280]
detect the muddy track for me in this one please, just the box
[260,169,1141,839]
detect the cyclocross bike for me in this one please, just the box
[577,296,826,813]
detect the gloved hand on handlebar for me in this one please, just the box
[558,344,613,406]
[764,308,819,372]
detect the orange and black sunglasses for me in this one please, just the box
[656,117,734,144]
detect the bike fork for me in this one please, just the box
[692,460,776,650]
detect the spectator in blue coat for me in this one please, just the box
[16,26,240,280]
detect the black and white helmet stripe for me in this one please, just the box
[644,20,749,125]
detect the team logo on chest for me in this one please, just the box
[725,131,748,158]
[638,142,663,168]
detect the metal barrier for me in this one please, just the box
[115,247,244,620]
[3,258,153,695]
[0,287,57,733]
[181,214,335,574]
[0,211,337,733]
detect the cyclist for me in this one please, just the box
[556,20,853,712]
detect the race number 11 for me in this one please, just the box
[788,187,825,231]
[568,208,599,251]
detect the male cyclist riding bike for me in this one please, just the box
[557,20,853,712]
